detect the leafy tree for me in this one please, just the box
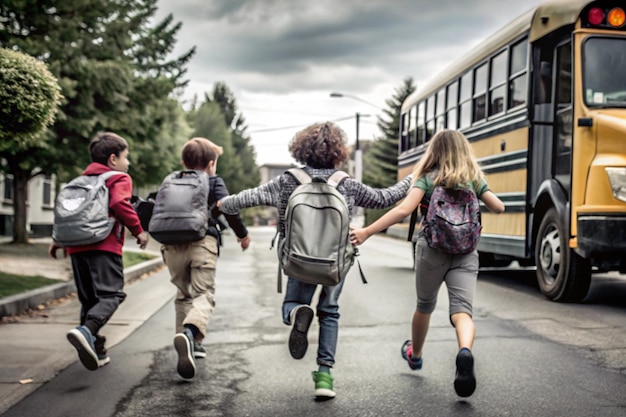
[363,77,416,225]
[205,82,260,193]
[0,0,194,242]
[187,101,240,183]
[0,48,61,243]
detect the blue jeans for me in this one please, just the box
[282,277,346,367]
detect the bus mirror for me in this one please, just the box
[578,118,593,127]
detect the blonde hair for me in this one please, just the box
[411,129,483,188]
[181,137,224,170]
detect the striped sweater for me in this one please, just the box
[219,167,413,238]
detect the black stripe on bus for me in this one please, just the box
[398,115,530,167]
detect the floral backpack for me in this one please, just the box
[421,183,482,254]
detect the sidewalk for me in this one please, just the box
[0,239,167,415]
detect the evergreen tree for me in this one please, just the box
[0,0,194,242]
[205,82,260,193]
[363,77,416,188]
[363,77,416,226]
[187,101,241,188]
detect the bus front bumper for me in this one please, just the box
[577,215,626,271]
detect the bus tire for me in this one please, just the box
[535,208,592,302]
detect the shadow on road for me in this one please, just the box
[478,266,626,309]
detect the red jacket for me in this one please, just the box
[67,162,144,256]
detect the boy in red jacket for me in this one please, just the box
[49,132,149,371]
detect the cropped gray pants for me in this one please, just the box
[413,236,479,319]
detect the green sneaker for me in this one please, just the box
[312,371,336,399]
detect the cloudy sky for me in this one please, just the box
[154,0,546,166]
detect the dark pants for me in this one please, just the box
[70,251,126,334]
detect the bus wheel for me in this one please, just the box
[535,208,592,302]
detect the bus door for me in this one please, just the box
[530,38,573,234]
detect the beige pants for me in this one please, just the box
[162,235,218,341]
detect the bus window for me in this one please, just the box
[473,63,488,122]
[447,81,458,129]
[555,42,572,192]
[459,72,472,129]
[436,89,446,132]
[489,51,507,116]
[400,112,409,151]
[583,37,626,107]
[426,95,435,141]
[417,101,425,145]
[509,39,528,108]
[407,106,415,149]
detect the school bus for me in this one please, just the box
[399,0,626,302]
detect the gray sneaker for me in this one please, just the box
[194,342,207,359]
[174,328,196,379]
[67,326,99,371]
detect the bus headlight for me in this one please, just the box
[606,167,626,202]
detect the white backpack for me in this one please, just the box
[52,171,124,247]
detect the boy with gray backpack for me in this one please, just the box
[154,137,250,380]
[218,121,412,399]
[49,132,149,371]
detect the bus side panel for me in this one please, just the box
[471,126,529,257]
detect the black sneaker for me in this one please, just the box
[454,348,476,397]
[288,305,314,359]
[94,334,111,367]
[194,342,207,359]
[66,326,99,371]
[174,328,196,379]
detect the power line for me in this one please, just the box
[248,115,358,134]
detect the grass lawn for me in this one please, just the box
[0,249,157,298]
[0,273,59,298]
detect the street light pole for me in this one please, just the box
[329,92,380,226]
[355,112,362,183]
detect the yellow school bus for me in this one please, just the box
[399,0,626,302]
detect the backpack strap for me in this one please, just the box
[286,168,311,185]
[99,171,125,181]
[327,170,349,187]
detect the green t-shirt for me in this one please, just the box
[414,173,489,214]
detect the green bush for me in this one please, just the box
[0,47,62,150]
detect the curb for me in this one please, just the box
[0,257,164,318]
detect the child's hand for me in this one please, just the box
[48,242,66,259]
[136,231,149,250]
[349,226,368,246]
[238,235,250,251]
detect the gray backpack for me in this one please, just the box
[276,168,364,290]
[52,171,124,247]
[148,170,211,245]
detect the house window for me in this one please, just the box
[43,176,53,207]
[3,175,13,202]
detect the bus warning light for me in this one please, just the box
[588,7,605,25]
[607,8,625,27]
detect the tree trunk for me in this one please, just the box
[8,159,31,244]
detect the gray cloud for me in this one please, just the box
[154,0,545,164]
[157,0,533,94]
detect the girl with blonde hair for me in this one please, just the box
[350,129,504,398]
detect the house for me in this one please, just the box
[0,174,55,237]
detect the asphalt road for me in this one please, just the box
[4,227,626,417]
